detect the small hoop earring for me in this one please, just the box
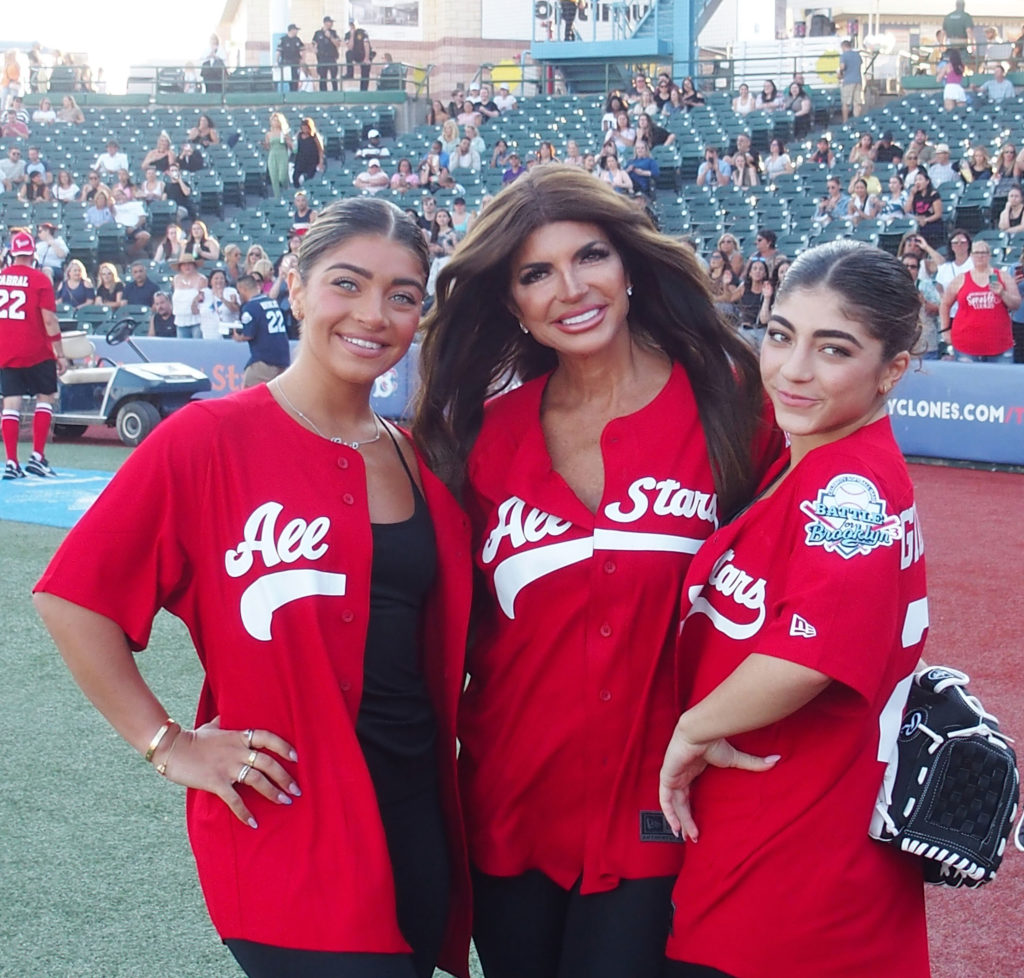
[519,321,529,334]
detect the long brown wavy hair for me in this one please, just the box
[411,167,767,516]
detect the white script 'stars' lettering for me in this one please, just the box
[604,477,718,527]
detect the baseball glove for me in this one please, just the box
[869,666,1019,888]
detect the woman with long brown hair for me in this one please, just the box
[413,167,778,978]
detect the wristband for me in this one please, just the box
[144,718,177,762]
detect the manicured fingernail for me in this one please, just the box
[766,754,782,763]
[289,749,298,762]
[289,782,302,796]
[248,817,259,829]
[277,793,292,805]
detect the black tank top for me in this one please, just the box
[355,424,440,803]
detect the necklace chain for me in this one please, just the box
[272,379,382,450]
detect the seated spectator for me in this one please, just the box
[706,249,743,320]
[815,175,851,224]
[53,169,80,203]
[998,185,1024,235]
[697,145,731,188]
[563,139,585,167]
[186,113,221,148]
[731,151,760,187]
[96,263,126,309]
[748,229,785,276]
[907,128,935,164]
[34,223,69,285]
[490,139,512,170]
[493,83,517,113]
[452,137,482,172]
[356,128,392,160]
[184,219,220,261]
[178,142,205,173]
[1,109,29,139]
[418,140,449,189]
[57,95,85,125]
[447,89,468,120]
[928,144,959,187]
[597,154,632,194]
[728,132,760,172]
[464,123,486,156]
[19,171,52,202]
[629,88,660,120]
[139,166,166,202]
[849,158,882,196]
[292,190,318,233]
[153,223,186,264]
[32,97,57,126]
[353,157,391,194]
[762,138,794,181]
[960,145,991,183]
[732,83,756,115]
[390,157,421,193]
[475,85,500,122]
[603,111,636,154]
[992,143,1021,194]
[164,165,194,221]
[810,136,835,167]
[975,63,1015,103]
[79,171,109,203]
[450,197,475,234]
[905,171,945,248]
[425,98,450,126]
[678,76,705,110]
[848,177,880,224]
[199,268,241,339]
[717,232,746,278]
[848,132,874,165]
[434,166,465,194]
[872,131,903,164]
[782,80,811,130]
[57,260,96,308]
[124,260,160,307]
[755,79,783,111]
[252,258,276,294]
[148,291,176,337]
[456,97,481,128]
[222,243,244,285]
[735,257,772,343]
[582,152,598,174]
[897,149,925,188]
[21,148,50,187]
[635,111,675,148]
[428,207,457,257]
[86,190,116,227]
[502,152,527,185]
[94,140,129,180]
[600,93,629,132]
[439,119,461,158]
[244,244,269,276]
[660,85,686,119]
[652,73,675,109]
[625,140,660,196]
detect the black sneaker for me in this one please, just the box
[25,455,55,477]
[3,460,25,480]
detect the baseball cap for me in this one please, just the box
[935,143,950,153]
[9,230,35,256]
[323,15,334,22]
[367,158,382,168]
[469,84,481,92]
[882,130,893,141]
[367,128,380,138]
[288,23,299,30]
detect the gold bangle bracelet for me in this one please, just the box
[143,718,176,763]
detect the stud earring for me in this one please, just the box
[626,285,633,296]
[519,321,529,334]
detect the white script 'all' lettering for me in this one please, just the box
[481,496,573,564]
[225,502,330,577]
[603,477,718,527]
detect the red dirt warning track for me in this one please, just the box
[911,463,1024,977]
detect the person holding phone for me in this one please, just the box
[939,238,1021,362]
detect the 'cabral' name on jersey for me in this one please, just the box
[481,477,717,619]
[224,502,346,641]
[685,549,767,640]
[799,474,903,559]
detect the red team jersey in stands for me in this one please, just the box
[951,274,1014,356]
[36,386,474,975]
[665,417,929,978]
[0,264,57,367]
[461,363,778,894]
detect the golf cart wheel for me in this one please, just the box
[53,424,88,439]
[115,400,160,446]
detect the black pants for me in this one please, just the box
[662,963,735,978]
[472,868,674,978]
[318,63,339,91]
[227,785,449,978]
[286,64,301,91]
[560,0,578,39]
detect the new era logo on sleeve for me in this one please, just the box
[789,614,817,638]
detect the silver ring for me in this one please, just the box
[247,750,259,768]
[236,763,252,784]
[244,728,255,749]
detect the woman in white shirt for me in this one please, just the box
[732,83,756,115]
[32,97,57,126]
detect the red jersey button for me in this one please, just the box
[342,492,355,505]
[599,689,612,702]
[337,457,350,469]
[341,609,355,623]
[340,680,351,692]
[603,560,616,574]
[599,622,613,637]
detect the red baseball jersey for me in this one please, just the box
[35,385,474,976]
[665,417,929,978]
[0,263,57,367]
[461,363,779,894]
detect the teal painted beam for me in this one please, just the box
[673,0,696,80]
[531,38,673,61]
